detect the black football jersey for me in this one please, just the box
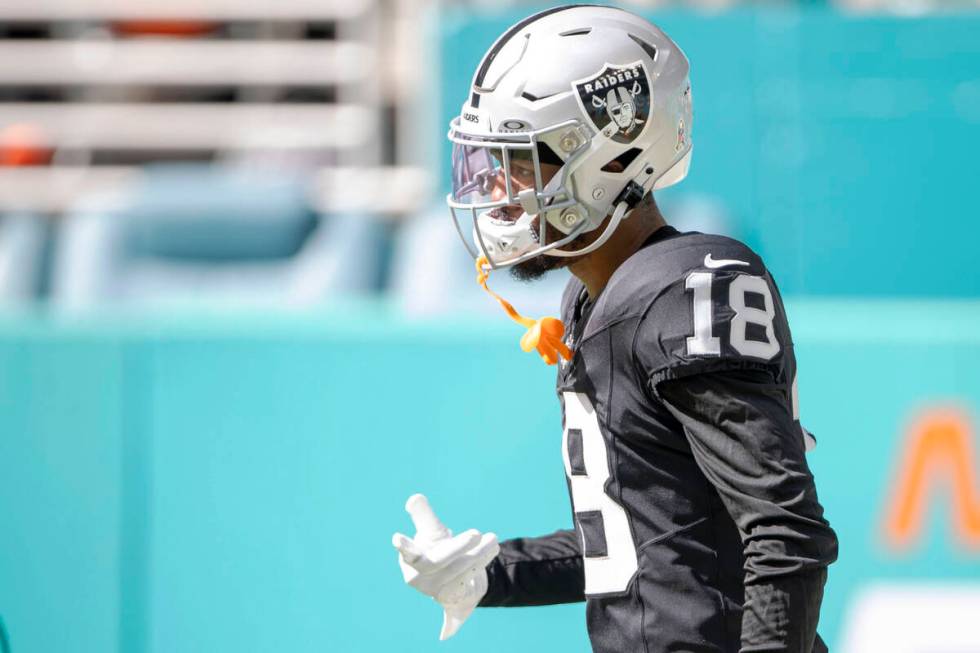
[481,227,837,653]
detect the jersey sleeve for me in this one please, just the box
[657,368,838,652]
[633,255,793,389]
[478,529,585,607]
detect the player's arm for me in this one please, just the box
[393,497,584,642]
[656,368,838,653]
[633,255,837,652]
[479,529,585,607]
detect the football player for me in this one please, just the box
[393,6,838,652]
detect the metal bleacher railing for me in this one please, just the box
[0,0,432,218]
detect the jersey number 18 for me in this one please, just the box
[685,271,781,359]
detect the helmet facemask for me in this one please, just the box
[447,118,599,269]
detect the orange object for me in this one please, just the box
[112,20,218,37]
[884,407,980,550]
[475,256,573,366]
[0,123,52,167]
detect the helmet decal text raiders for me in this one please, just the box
[574,62,651,144]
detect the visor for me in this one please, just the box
[446,117,591,267]
[451,141,544,208]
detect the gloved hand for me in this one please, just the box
[392,494,499,640]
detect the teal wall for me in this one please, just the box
[1,302,979,652]
[439,8,980,297]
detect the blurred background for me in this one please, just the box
[0,0,978,651]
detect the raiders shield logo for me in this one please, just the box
[573,61,651,144]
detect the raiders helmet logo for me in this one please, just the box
[572,61,651,144]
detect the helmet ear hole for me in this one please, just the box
[601,147,642,173]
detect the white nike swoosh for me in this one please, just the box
[704,253,750,269]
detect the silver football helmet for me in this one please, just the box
[447,5,693,268]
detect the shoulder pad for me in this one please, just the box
[583,232,765,340]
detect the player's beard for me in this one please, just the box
[509,213,606,283]
[509,253,565,282]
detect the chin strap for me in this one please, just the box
[475,256,573,366]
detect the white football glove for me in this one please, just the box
[392,494,499,640]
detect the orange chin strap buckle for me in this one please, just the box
[475,256,573,366]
